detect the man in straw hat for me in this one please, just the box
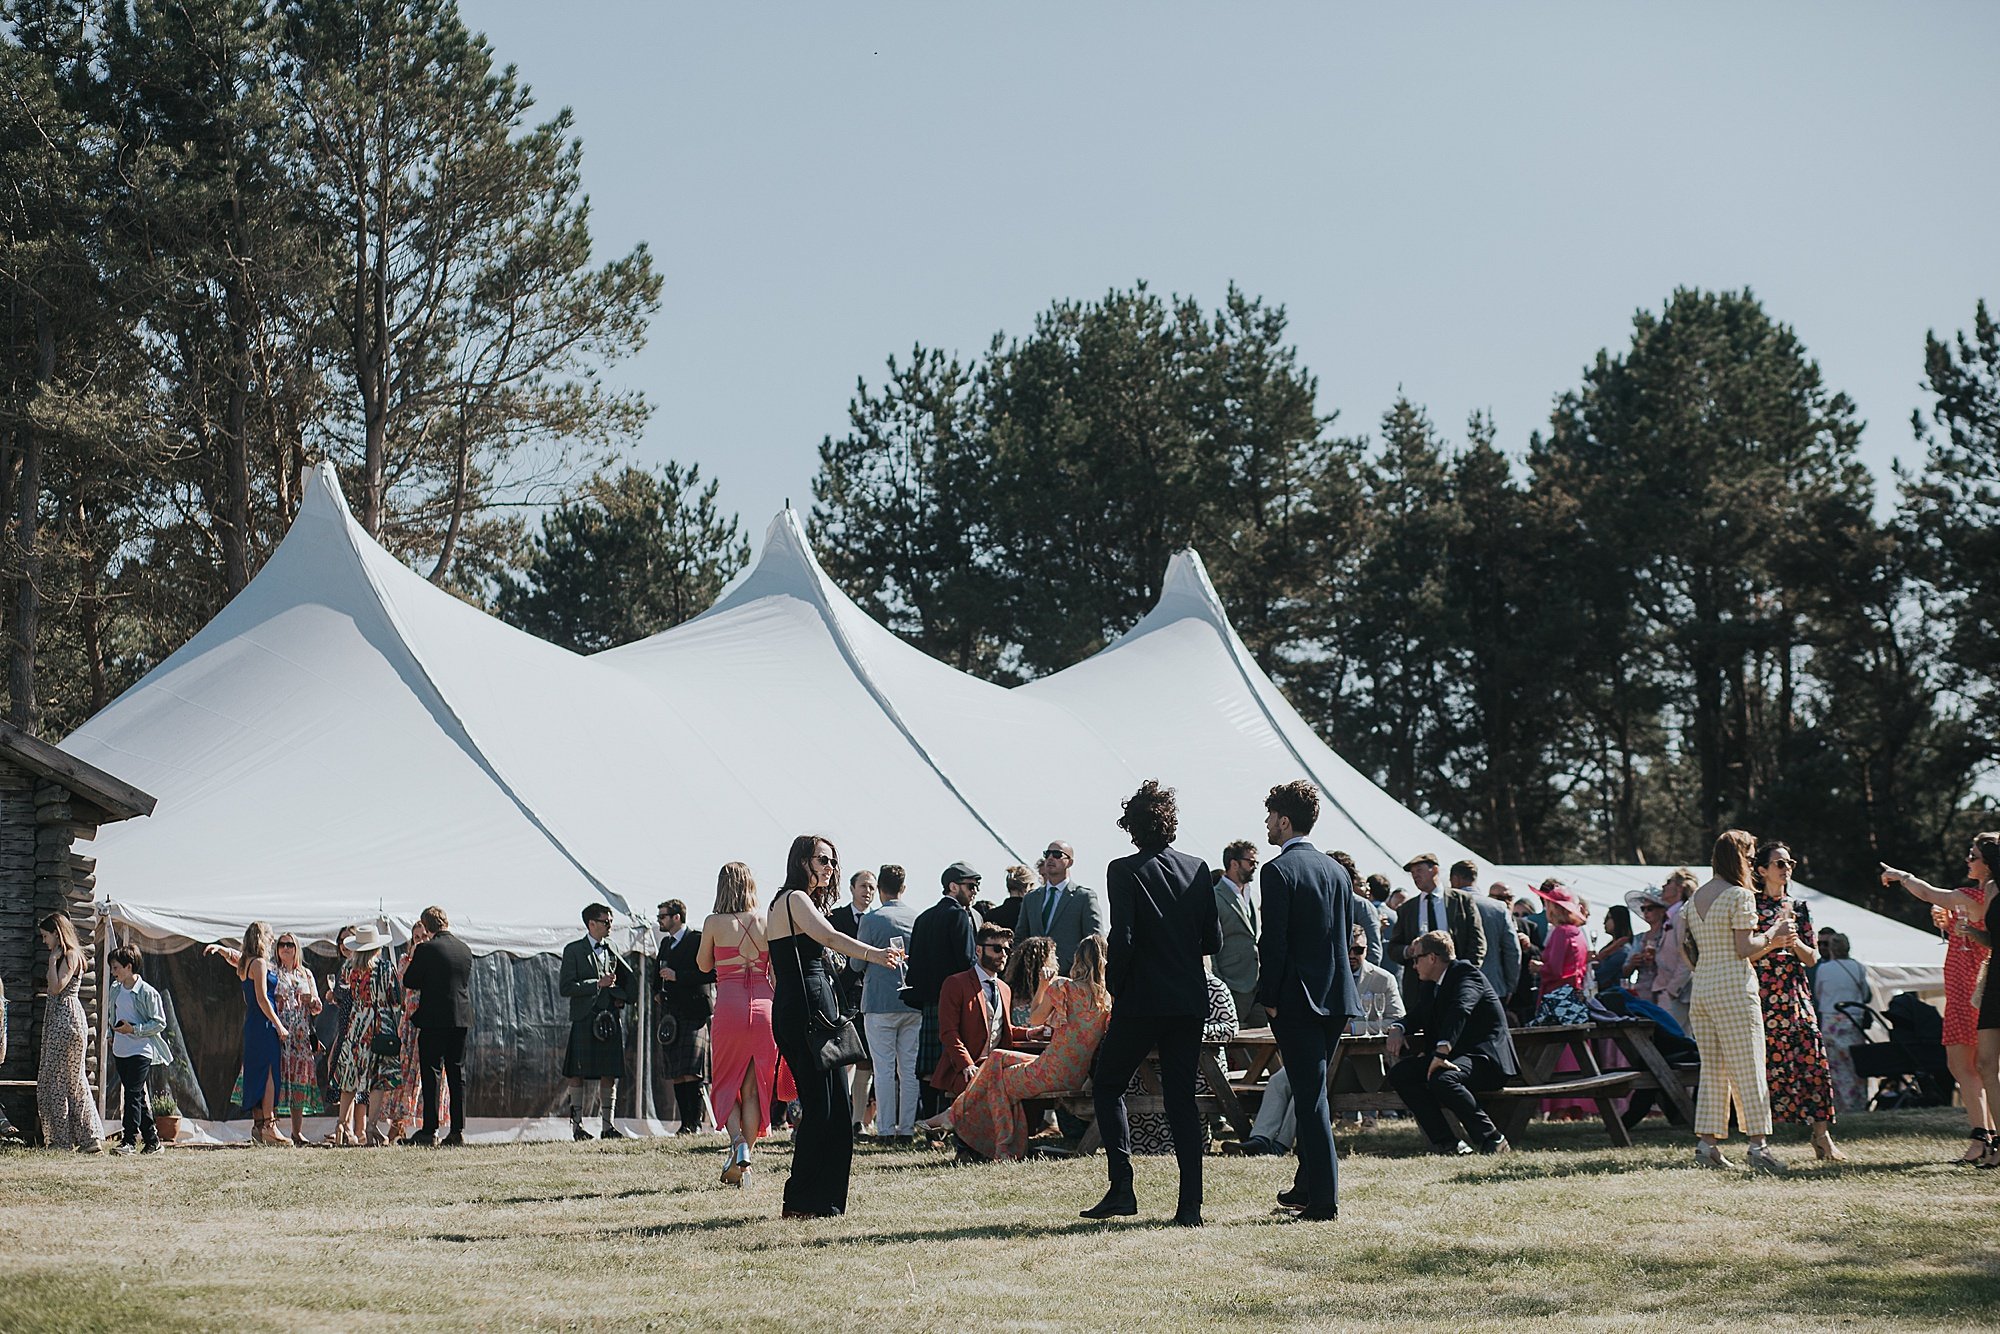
[1386,852,1485,999]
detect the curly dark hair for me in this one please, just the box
[1265,780,1319,835]
[1118,780,1178,848]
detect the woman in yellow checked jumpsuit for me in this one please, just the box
[1684,829,1791,1174]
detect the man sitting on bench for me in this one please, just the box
[1387,930,1519,1156]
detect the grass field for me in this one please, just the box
[2,1107,1997,1332]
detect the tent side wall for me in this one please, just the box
[137,939,678,1124]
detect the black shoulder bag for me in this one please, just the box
[779,891,866,1071]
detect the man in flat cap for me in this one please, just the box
[906,862,983,1118]
[1386,852,1485,1001]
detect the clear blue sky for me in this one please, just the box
[457,1,1999,530]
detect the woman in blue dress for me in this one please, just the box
[205,921,292,1146]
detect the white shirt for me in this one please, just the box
[1280,836,1308,853]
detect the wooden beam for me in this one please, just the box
[0,719,154,823]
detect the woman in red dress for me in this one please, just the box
[699,861,793,1185]
[1887,835,1998,1165]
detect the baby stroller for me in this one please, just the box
[1835,992,1954,1110]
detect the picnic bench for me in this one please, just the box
[1227,1019,1695,1147]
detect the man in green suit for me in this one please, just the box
[1211,839,1263,1027]
[559,903,636,1141]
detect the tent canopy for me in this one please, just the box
[64,465,1946,991]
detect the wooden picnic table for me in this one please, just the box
[1227,1019,1696,1145]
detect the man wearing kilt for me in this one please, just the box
[654,899,714,1135]
[560,903,636,1141]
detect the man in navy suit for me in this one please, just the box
[1081,781,1221,1228]
[1256,780,1358,1222]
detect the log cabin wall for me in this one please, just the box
[0,759,103,1137]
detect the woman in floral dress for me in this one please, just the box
[922,934,1112,1162]
[271,934,323,1144]
[331,925,401,1146]
[1751,841,1842,1161]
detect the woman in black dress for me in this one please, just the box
[767,833,903,1217]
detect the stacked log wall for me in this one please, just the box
[0,762,102,1135]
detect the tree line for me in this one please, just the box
[2,0,660,731]
[810,286,2000,922]
[6,5,1993,922]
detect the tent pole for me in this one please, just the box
[632,919,653,1124]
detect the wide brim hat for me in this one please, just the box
[1538,884,1586,918]
[1625,887,1669,916]
[341,925,390,953]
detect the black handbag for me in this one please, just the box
[779,892,866,1071]
[370,1010,402,1061]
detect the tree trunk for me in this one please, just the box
[8,306,52,734]
[220,266,253,595]
[428,419,472,585]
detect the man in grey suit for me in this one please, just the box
[1256,780,1358,1223]
[1453,860,1521,1002]
[1212,840,1262,1027]
[1018,840,1104,972]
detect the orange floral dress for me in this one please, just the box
[949,977,1109,1162]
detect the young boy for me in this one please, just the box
[108,947,175,1153]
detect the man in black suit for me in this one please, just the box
[1256,780,1358,1222]
[1081,781,1221,1228]
[400,904,473,1146]
[907,864,981,1118]
[654,899,713,1135]
[1387,930,1519,1155]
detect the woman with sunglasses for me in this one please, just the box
[1751,841,1842,1161]
[766,834,904,1218]
[270,934,324,1145]
[1884,834,1999,1166]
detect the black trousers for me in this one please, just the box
[774,1029,852,1216]
[1273,1015,1342,1210]
[1388,1051,1506,1148]
[114,1054,156,1146]
[1090,1011,1203,1212]
[419,1025,467,1136]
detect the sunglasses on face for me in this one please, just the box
[1043,851,1068,861]
[812,854,836,867]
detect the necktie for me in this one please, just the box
[1425,895,1438,933]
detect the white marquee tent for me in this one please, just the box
[64,463,1945,996]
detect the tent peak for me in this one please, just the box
[299,460,355,521]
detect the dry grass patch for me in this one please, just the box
[1,1108,1996,1331]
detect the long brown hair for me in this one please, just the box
[1069,933,1111,1013]
[37,912,82,966]
[779,833,840,912]
[238,922,274,980]
[1711,830,1756,889]
[713,861,757,915]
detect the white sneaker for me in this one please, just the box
[113,1142,137,1156]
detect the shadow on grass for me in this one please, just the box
[422,1214,764,1245]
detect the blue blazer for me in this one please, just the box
[1255,840,1360,1024]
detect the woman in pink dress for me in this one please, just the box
[699,861,786,1185]
[1533,883,1599,1120]
[921,934,1112,1161]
